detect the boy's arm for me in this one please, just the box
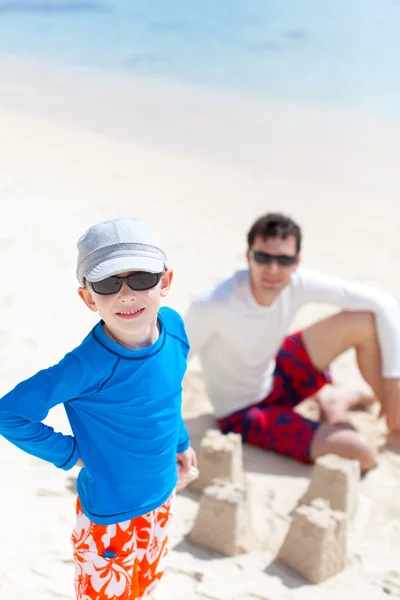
[177,418,190,453]
[176,419,196,478]
[0,354,83,470]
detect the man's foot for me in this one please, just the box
[315,385,375,424]
[386,432,400,453]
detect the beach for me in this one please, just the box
[0,50,400,599]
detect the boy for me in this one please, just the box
[0,217,196,599]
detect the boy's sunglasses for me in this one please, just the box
[250,250,298,267]
[89,271,163,295]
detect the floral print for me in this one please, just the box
[71,492,175,599]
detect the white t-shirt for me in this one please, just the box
[185,268,400,418]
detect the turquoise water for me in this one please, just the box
[0,0,399,115]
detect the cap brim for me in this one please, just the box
[85,256,165,282]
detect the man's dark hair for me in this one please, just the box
[247,213,302,253]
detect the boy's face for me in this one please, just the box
[78,270,173,344]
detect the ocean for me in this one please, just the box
[0,0,399,116]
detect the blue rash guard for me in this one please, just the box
[0,307,190,524]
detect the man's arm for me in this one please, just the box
[0,354,84,470]
[184,295,216,359]
[297,268,400,379]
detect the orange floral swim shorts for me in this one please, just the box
[71,492,175,599]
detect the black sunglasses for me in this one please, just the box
[250,250,298,267]
[89,271,163,295]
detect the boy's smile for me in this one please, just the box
[116,307,145,319]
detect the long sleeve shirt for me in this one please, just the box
[0,307,190,524]
[185,268,400,417]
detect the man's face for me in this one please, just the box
[247,235,299,294]
[78,270,173,343]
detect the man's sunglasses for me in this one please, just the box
[89,271,163,295]
[250,250,298,267]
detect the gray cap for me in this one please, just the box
[76,217,167,285]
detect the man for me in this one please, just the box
[185,213,400,470]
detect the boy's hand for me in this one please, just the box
[75,458,84,468]
[176,446,197,476]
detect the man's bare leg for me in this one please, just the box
[302,310,383,470]
[302,310,384,401]
[310,422,377,471]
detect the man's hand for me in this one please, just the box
[75,458,84,468]
[176,446,197,477]
[381,379,400,433]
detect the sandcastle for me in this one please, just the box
[189,429,254,555]
[189,429,244,492]
[189,477,254,556]
[278,454,360,583]
[300,453,360,516]
[189,431,358,578]
[278,498,348,584]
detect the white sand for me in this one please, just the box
[0,54,399,599]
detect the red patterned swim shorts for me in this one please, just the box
[217,332,332,463]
